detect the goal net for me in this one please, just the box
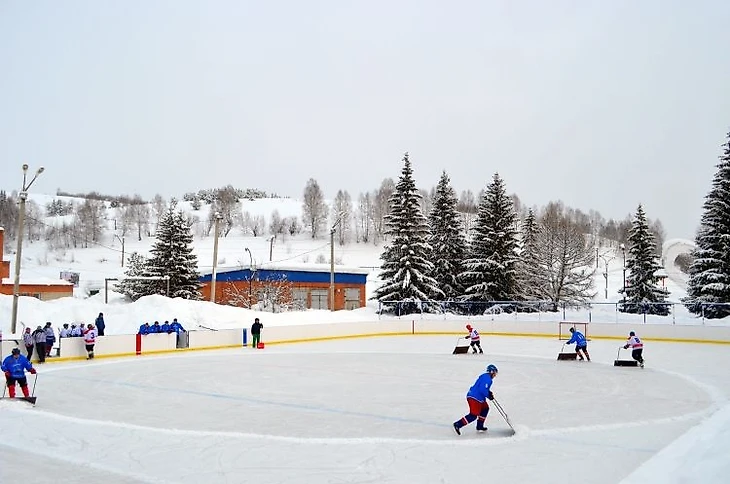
[558,321,589,341]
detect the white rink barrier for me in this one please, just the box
[1,319,728,362]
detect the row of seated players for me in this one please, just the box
[58,324,92,338]
[138,319,186,335]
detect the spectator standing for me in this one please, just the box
[170,318,186,334]
[83,324,97,360]
[22,328,34,360]
[95,312,105,336]
[31,326,46,363]
[44,322,56,357]
[251,317,263,349]
[2,348,37,399]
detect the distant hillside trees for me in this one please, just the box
[684,130,730,318]
[460,173,520,304]
[45,199,74,217]
[331,190,353,245]
[372,178,395,243]
[457,189,478,234]
[183,187,270,204]
[0,191,19,239]
[74,199,106,247]
[531,202,596,308]
[302,178,329,238]
[620,204,669,315]
[428,171,466,301]
[355,192,373,243]
[374,153,442,312]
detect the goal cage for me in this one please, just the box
[558,321,589,341]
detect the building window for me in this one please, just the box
[19,292,41,300]
[292,288,308,310]
[345,288,361,310]
[310,289,329,310]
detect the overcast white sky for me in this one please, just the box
[1,0,729,240]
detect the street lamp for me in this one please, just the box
[620,243,627,305]
[114,234,125,267]
[10,164,45,334]
[598,252,615,300]
[245,247,253,306]
[329,213,344,311]
[210,212,223,303]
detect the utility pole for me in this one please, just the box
[114,234,125,267]
[11,164,44,334]
[620,243,627,305]
[210,212,223,303]
[268,236,275,261]
[329,213,344,311]
[245,247,253,306]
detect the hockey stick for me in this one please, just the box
[492,397,514,432]
[31,373,38,398]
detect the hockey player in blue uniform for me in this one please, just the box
[453,364,498,435]
[2,348,37,399]
[566,327,590,361]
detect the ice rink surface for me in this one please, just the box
[1,334,728,484]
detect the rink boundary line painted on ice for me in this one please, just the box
[11,349,724,449]
[35,331,730,366]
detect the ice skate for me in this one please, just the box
[453,423,461,435]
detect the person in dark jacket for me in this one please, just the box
[95,312,105,336]
[2,348,37,398]
[251,317,263,348]
[31,326,46,363]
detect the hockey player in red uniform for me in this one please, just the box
[465,324,483,354]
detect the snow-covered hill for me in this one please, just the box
[0,192,708,337]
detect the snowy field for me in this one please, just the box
[1,334,729,484]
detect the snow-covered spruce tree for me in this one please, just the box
[517,208,544,303]
[460,173,520,310]
[115,252,148,301]
[428,171,466,302]
[373,153,443,314]
[684,131,730,318]
[621,205,669,315]
[144,204,202,300]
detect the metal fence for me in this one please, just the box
[376,300,730,326]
